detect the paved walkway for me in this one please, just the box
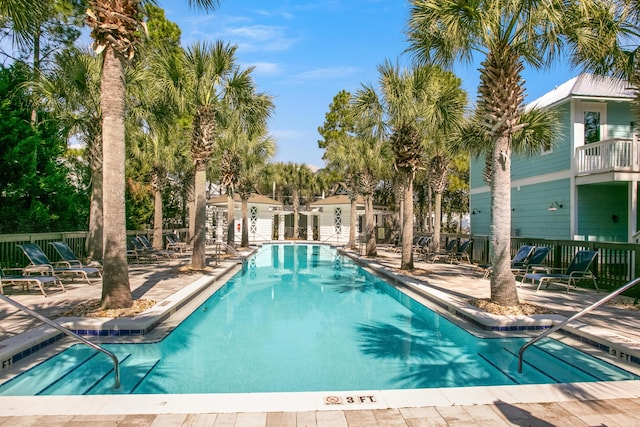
[1,245,640,426]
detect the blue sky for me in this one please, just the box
[157,0,578,169]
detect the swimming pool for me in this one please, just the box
[0,243,637,396]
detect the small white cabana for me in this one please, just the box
[309,195,365,245]
[208,194,283,244]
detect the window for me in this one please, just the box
[584,111,601,144]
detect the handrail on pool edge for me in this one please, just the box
[518,277,640,373]
[0,292,121,389]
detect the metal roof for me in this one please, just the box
[528,73,635,109]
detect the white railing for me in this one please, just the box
[575,136,639,174]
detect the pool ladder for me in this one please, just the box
[0,293,121,389]
[518,276,640,373]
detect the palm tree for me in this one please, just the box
[421,71,467,253]
[407,0,632,305]
[279,163,314,240]
[86,0,219,309]
[211,72,274,247]
[235,133,276,247]
[32,47,104,261]
[357,61,460,269]
[350,87,393,256]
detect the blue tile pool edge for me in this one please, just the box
[0,259,246,372]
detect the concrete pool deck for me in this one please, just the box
[1,243,640,426]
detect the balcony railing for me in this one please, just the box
[575,136,639,175]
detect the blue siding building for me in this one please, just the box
[470,74,637,243]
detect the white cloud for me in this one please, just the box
[248,62,283,75]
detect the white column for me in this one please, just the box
[629,180,638,243]
[278,214,285,241]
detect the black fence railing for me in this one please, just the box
[2,230,638,296]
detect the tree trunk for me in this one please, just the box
[188,192,195,243]
[152,182,163,250]
[293,188,300,239]
[190,163,207,269]
[400,173,414,270]
[241,197,249,247]
[365,194,377,257]
[226,192,235,245]
[433,191,442,253]
[348,196,357,249]
[100,47,132,309]
[490,135,519,305]
[86,159,103,262]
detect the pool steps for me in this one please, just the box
[1,335,636,396]
[0,345,162,396]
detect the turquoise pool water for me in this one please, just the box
[0,243,637,395]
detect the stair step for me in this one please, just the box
[37,351,130,396]
[88,357,161,395]
[0,346,96,396]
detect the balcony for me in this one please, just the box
[575,137,640,180]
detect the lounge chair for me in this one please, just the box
[427,238,459,263]
[0,265,64,297]
[512,246,551,278]
[522,249,599,293]
[49,241,101,269]
[137,235,178,259]
[479,245,536,278]
[128,237,162,262]
[448,239,473,264]
[165,233,192,253]
[17,243,102,285]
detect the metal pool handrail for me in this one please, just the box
[0,293,121,389]
[518,277,640,373]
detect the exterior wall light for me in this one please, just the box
[547,202,563,211]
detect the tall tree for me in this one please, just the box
[32,47,104,261]
[86,0,220,309]
[0,63,87,233]
[407,0,634,305]
[279,163,314,240]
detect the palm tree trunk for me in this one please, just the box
[348,196,357,248]
[293,188,300,239]
[188,194,195,243]
[152,184,163,250]
[401,173,414,270]
[241,197,249,247]
[433,191,442,253]
[227,193,235,245]
[100,47,132,309]
[86,162,103,262]
[490,135,518,305]
[365,194,377,257]
[190,163,207,269]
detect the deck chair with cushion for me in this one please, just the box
[49,241,101,269]
[17,243,102,285]
[0,265,64,297]
[522,249,599,293]
[479,245,536,278]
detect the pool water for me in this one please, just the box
[0,244,637,396]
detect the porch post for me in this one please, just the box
[279,214,285,241]
[629,180,638,243]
